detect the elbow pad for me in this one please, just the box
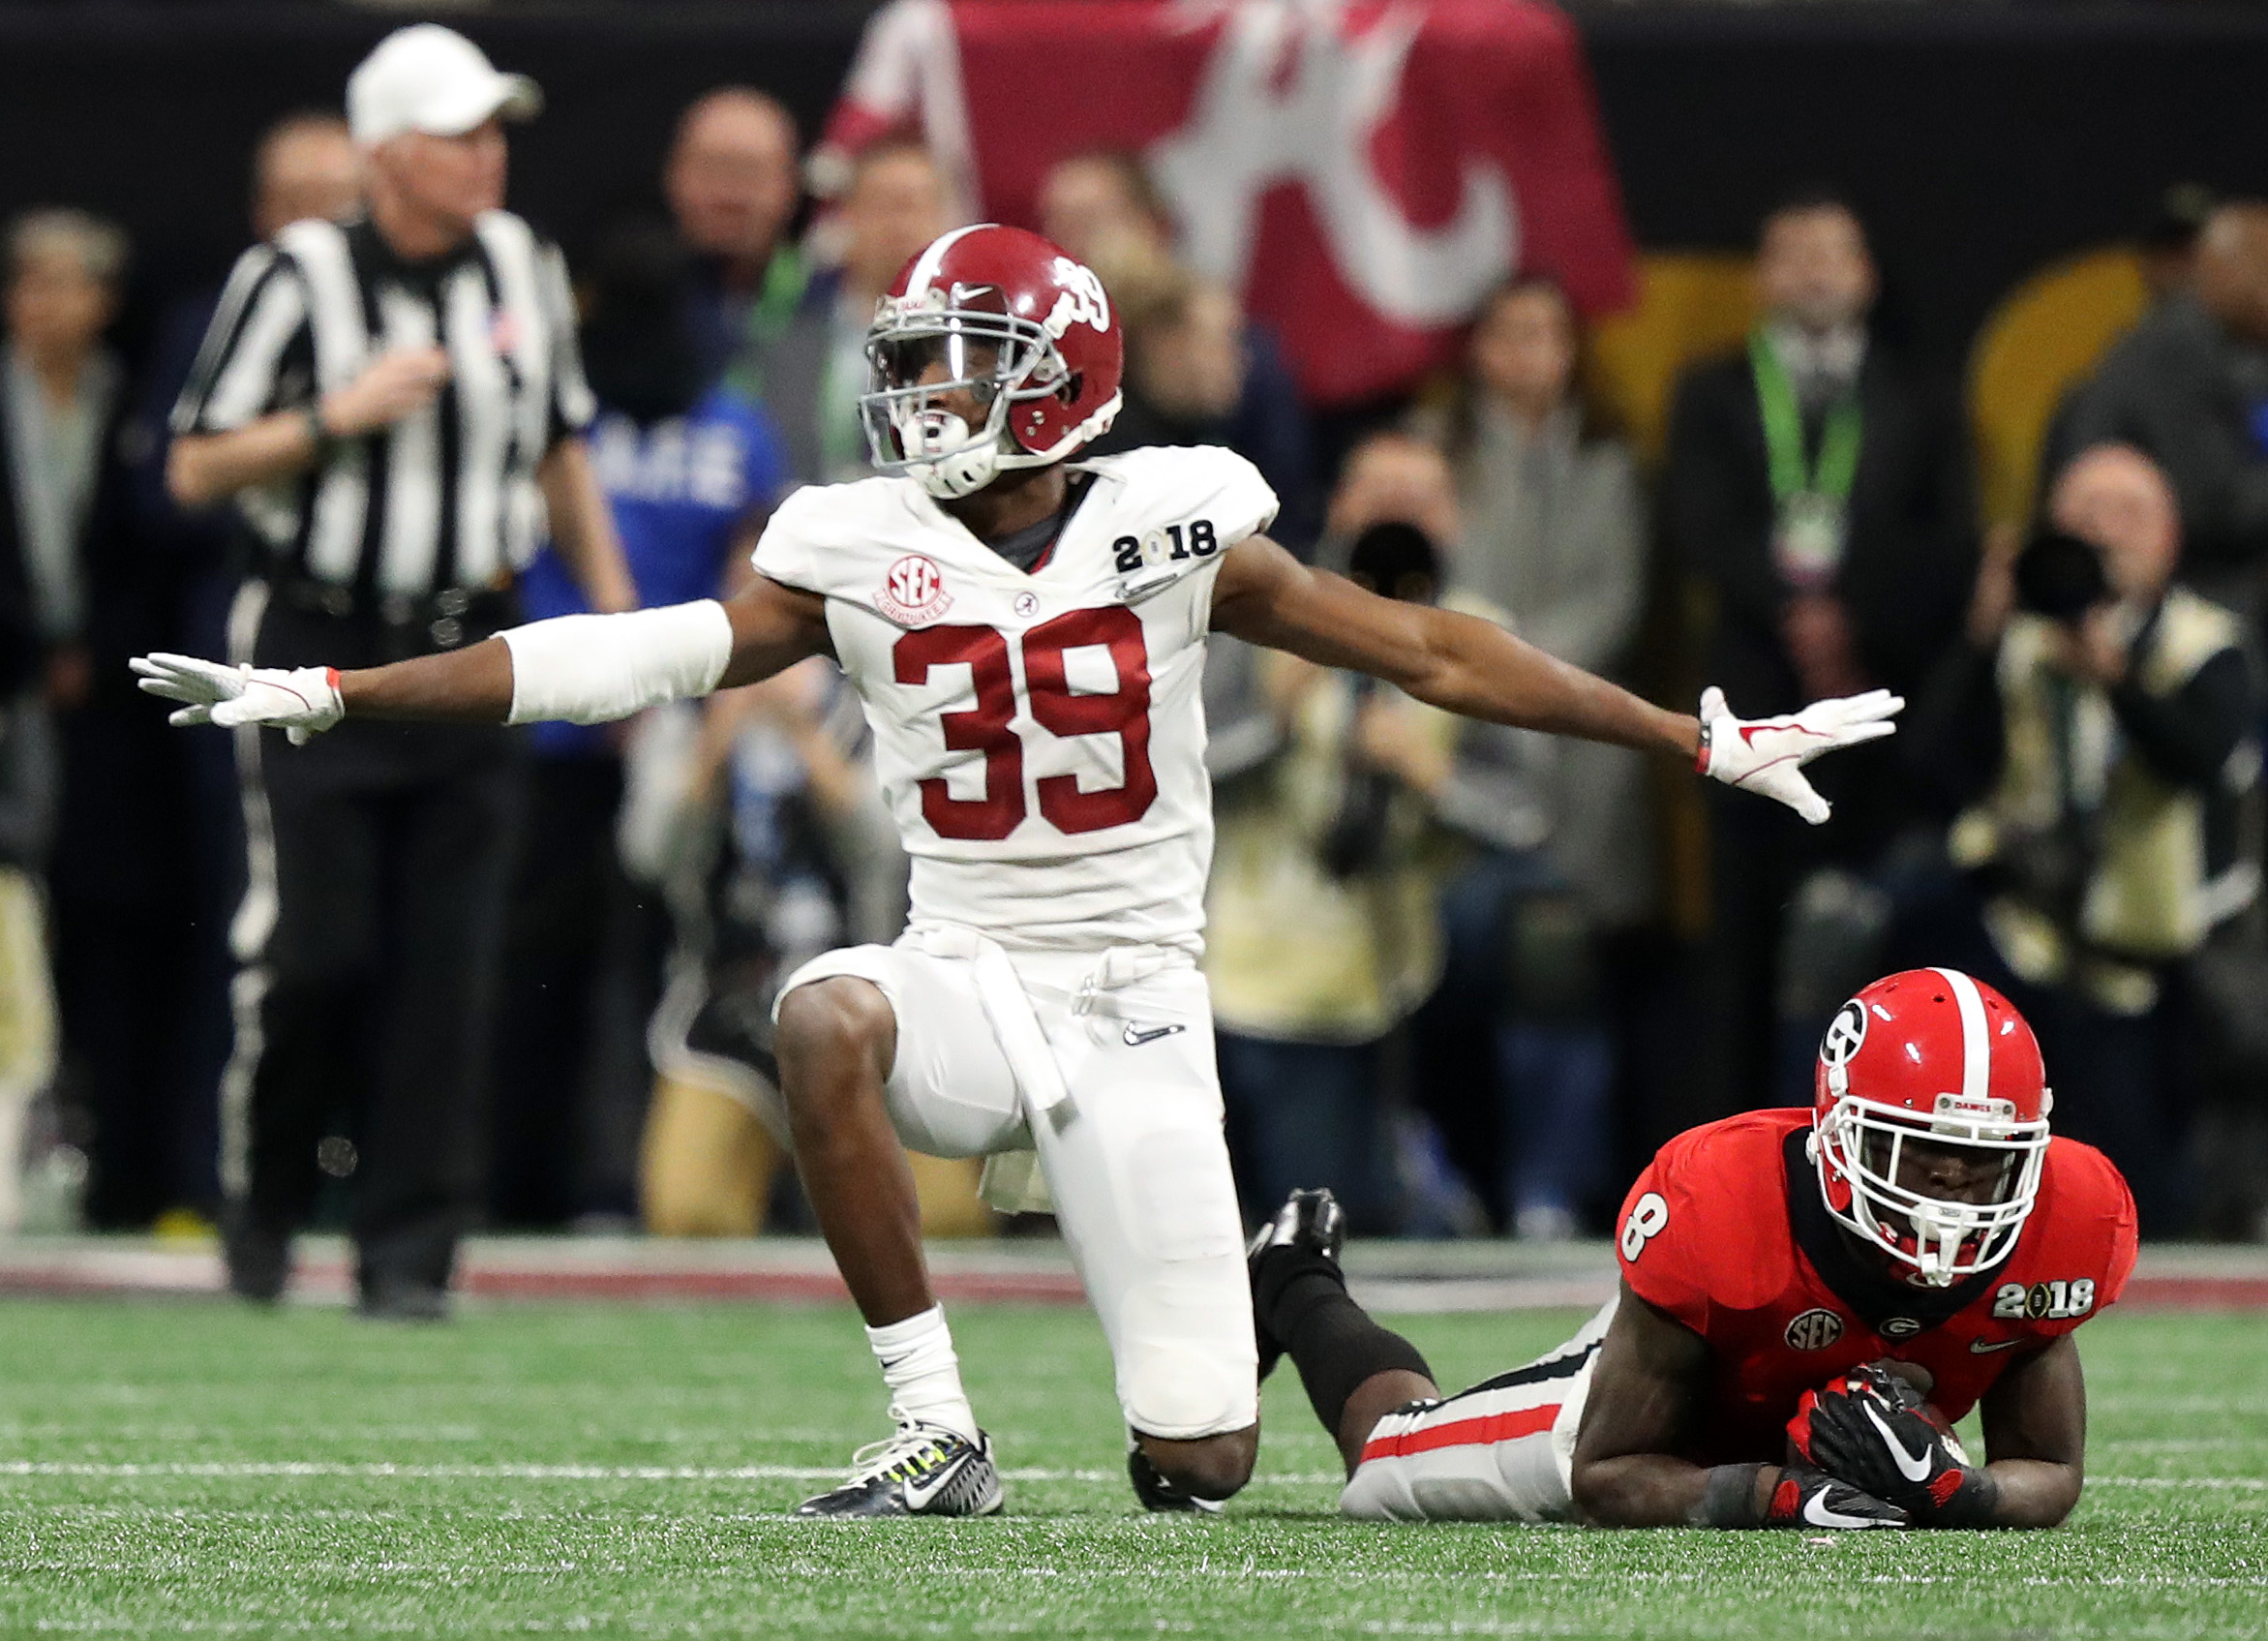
[501,600,734,726]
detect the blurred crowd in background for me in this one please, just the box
[2,56,2266,1253]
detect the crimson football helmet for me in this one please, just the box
[1811,967,2051,1286]
[859,224,1124,499]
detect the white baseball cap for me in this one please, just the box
[347,24,542,146]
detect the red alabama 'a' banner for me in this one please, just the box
[824,0,1637,407]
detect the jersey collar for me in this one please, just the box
[1781,1126,2003,1334]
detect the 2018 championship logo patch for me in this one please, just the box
[877,554,953,625]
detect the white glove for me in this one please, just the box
[1696,685,1902,825]
[131,653,345,746]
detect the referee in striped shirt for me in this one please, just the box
[167,26,635,1320]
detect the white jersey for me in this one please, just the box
[751,446,1279,955]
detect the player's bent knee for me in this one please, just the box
[772,977,895,1097]
[1141,1427,1257,1501]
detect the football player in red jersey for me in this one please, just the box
[1251,967,2137,1528]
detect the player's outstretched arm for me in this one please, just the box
[1212,534,1695,758]
[131,576,832,743]
[1568,1281,1908,1529]
[1208,535,1901,824]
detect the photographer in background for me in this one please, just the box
[1913,444,2260,1234]
[1204,438,1553,1231]
[1204,515,1468,1231]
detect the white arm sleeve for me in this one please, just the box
[500,599,735,726]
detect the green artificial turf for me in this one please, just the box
[0,1294,2262,1637]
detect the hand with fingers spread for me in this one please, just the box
[131,653,345,745]
[1695,684,1903,824]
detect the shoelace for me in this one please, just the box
[844,1421,956,1486]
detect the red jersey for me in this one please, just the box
[1614,1109,2137,1466]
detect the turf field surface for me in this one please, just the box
[0,1297,2262,1638]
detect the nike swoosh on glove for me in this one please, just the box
[132,653,345,746]
[1793,1365,1994,1528]
[1695,685,1903,825]
[1764,1462,1909,1530]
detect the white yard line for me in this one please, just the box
[0,1460,1339,1485]
[0,1459,2259,1489]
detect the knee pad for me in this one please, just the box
[1122,1344,1254,1442]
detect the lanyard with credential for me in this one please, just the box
[1750,328,1862,587]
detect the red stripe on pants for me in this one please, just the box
[1360,1402,1560,1465]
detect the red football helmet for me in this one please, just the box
[859,224,1124,499]
[1811,968,2052,1286]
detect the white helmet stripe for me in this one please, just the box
[1932,966,1991,1103]
[903,223,993,299]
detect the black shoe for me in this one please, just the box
[794,1424,1003,1518]
[222,1217,290,1305]
[1248,1187,1346,1383]
[1127,1440,1224,1514]
[354,1277,450,1322]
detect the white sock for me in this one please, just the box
[865,1305,978,1442]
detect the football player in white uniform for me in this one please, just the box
[136,225,1902,1519]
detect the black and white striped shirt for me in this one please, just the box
[173,211,594,606]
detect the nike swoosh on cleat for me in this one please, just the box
[1862,1403,1936,1482]
[899,1451,968,1511]
[1969,1337,2024,1353]
[1802,1492,1891,1529]
[1122,1023,1187,1047]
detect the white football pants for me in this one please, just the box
[777,925,1257,1441]
[1338,1298,1616,1522]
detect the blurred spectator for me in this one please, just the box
[0,684,56,1232]
[2054,200,2268,621]
[764,138,951,485]
[1043,149,1319,551]
[1402,277,1648,1238]
[1413,274,1652,929]
[2139,183,2217,303]
[665,87,805,401]
[113,111,362,1232]
[1663,194,1975,1118]
[5,207,206,1229]
[1912,445,2260,1234]
[7,210,127,711]
[488,218,788,1229]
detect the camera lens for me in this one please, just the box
[2013,530,2109,622]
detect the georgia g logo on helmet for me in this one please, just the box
[1810,968,2052,1288]
[1821,998,1868,1073]
[858,225,1126,501]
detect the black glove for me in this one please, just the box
[1762,1462,1910,1529]
[1794,1364,1996,1528]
